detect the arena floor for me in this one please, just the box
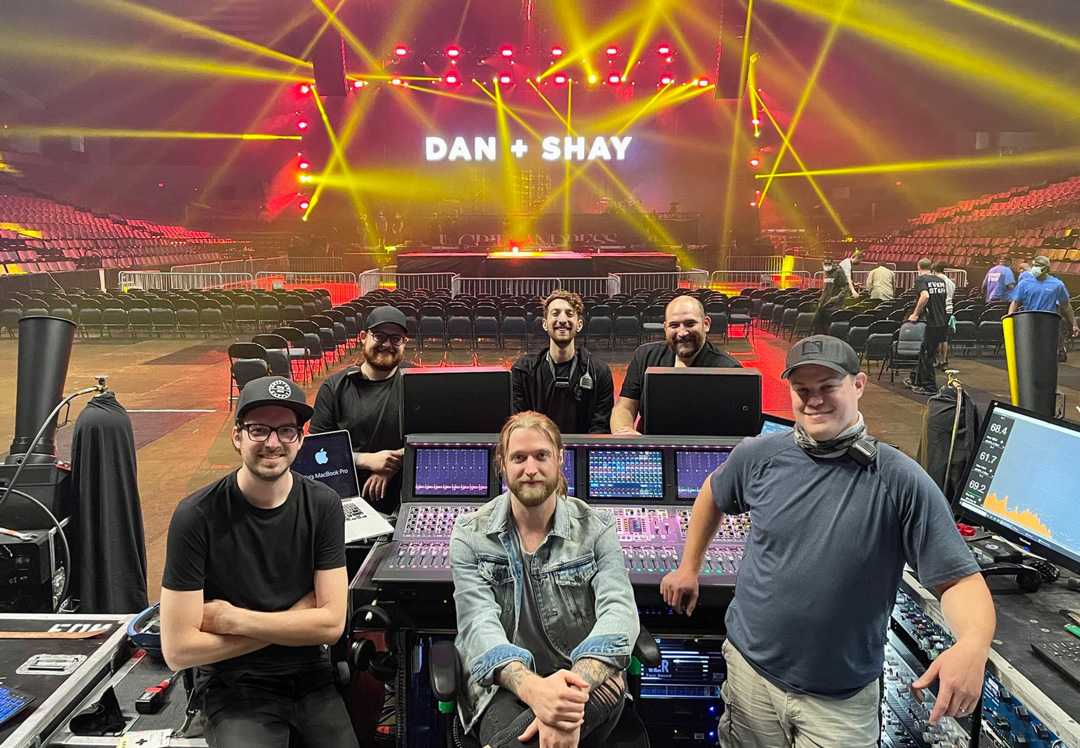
[0,330,1075,601]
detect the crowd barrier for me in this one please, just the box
[358,268,456,294]
[118,271,254,291]
[450,275,620,299]
[810,269,968,291]
[612,270,709,294]
[254,271,359,304]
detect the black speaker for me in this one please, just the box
[643,367,762,436]
[312,31,347,96]
[402,368,511,435]
[716,0,749,99]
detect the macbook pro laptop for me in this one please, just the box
[294,430,393,543]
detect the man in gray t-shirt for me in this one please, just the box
[661,336,995,747]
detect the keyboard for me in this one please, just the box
[1030,637,1080,688]
[0,684,33,729]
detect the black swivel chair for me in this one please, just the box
[429,628,661,748]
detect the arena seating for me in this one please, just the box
[862,174,1080,276]
[0,181,240,273]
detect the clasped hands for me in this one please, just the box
[517,669,592,747]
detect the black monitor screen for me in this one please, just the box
[502,448,576,495]
[958,404,1080,572]
[675,449,732,500]
[587,449,664,499]
[293,431,360,499]
[414,447,490,497]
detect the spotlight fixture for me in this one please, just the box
[446,45,461,58]
[553,74,568,85]
[394,44,409,57]
[606,46,618,57]
[444,72,460,85]
[299,200,310,210]
[298,159,311,170]
[588,73,599,85]
[550,46,564,57]
[607,73,621,85]
[659,74,674,86]
[751,117,760,126]
[749,157,760,168]
[353,79,365,89]
[298,83,311,95]
[297,119,309,131]
[498,73,513,85]
[657,44,672,56]
[391,77,404,86]
[499,45,514,58]
[695,77,709,87]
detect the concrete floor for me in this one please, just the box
[0,330,1074,601]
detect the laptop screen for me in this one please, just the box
[293,430,361,499]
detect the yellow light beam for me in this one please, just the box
[473,80,544,140]
[1,126,300,141]
[942,0,1080,55]
[0,36,308,82]
[492,79,524,238]
[298,171,449,197]
[759,0,852,205]
[552,0,597,81]
[623,0,667,80]
[753,90,848,235]
[304,87,383,223]
[309,0,382,72]
[564,79,573,248]
[80,0,312,69]
[661,8,710,77]
[310,85,370,231]
[539,10,646,80]
[721,0,756,249]
[352,74,442,82]
[755,145,1080,179]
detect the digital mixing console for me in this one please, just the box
[370,502,751,588]
[881,630,972,748]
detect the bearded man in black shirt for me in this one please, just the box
[160,377,357,748]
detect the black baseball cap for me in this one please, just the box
[364,306,408,333]
[781,335,861,380]
[236,376,314,424]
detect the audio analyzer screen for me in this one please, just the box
[414,448,490,497]
[587,449,664,499]
[959,404,1080,570]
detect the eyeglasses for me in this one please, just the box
[240,423,301,443]
[369,331,407,346]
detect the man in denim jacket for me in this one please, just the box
[450,412,639,748]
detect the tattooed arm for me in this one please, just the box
[571,657,618,689]
[497,660,539,698]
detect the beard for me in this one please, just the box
[244,448,292,482]
[364,346,403,372]
[549,324,576,347]
[508,473,559,507]
[669,333,704,359]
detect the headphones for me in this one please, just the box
[348,604,399,683]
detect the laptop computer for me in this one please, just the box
[294,430,393,544]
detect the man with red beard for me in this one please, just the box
[511,290,614,434]
[451,412,639,748]
[160,377,356,747]
[311,306,408,511]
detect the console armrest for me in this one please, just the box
[633,626,661,668]
[430,639,461,701]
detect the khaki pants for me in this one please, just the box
[718,641,880,748]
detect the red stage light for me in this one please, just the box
[297,119,309,130]
[696,77,709,87]
[660,74,674,86]
[510,242,521,253]
[749,157,760,168]
[607,73,621,85]
[391,77,404,86]
[606,46,618,57]
[499,73,512,84]
[550,46,564,57]
[750,200,758,207]
[500,45,514,58]
[446,45,461,58]
[751,117,760,126]
[553,74,568,85]
[299,200,310,210]
[657,44,672,56]
[394,44,409,57]
[299,160,311,170]
[444,72,460,85]
[298,83,311,95]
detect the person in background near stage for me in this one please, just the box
[310,306,408,511]
[661,337,994,748]
[838,247,862,297]
[907,258,950,396]
[933,261,956,369]
[1009,257,1033,301]
[1008,255,1079,361]
[981,255,1015,303]
[160,377,356,748]
[865,263,895,301]
[812,259,850,336]
[611,295,740,435]
[512,290,614,434]
[451,412,639,748]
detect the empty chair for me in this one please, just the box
[977,308,1005,357]
[76,300,102,337]
[127,301,153,337]
[257,298,282,330]
[864,320,900,368]
[1,305,23,337]
[296,319,334,367]
[882,321,924,382]
[474,309,499,348]
[199,300,225,336]
[501,309,528,350]
[252,333,292,377]
[585,312,613,349]
[790,301,818,340]
[174,299,201,337]
[612,306,642,348]
[846,314,877,356]
[312,314,346,361]
[418,311,447,350]
[228,343,270,408]
[446,312,474,350]
[101,300,129,337]
[150,299,177,336]
[641,304,665,340]
[273,326,321,381]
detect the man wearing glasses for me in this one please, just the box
[160,377,357,747]
[311,306,409,510]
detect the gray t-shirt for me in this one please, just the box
[709,432,979,697]
[514,535,571,676]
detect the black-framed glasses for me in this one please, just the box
[369,331,407,346]
[240,423,302,443]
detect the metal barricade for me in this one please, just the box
[359,268,457,294]
[709,270,811,290]
[170,261,221,274]
[254,271,359,300]
[449,275,620,298]
[612,270,709,294]
[119,271,254,291]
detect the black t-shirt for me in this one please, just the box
[162,470,346,673]
[310,367,404,509]
[511,349,615,434]
[620,340,741,401]
[914,273,949,328]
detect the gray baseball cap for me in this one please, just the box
[781,335,861,379]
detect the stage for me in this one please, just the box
[397,250,678,278]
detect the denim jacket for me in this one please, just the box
[449,492,639,733]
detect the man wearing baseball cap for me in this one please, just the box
[311,305,409,509]
[662,336,994,747]
[1008,256,1079,361]
[160,377,358,747]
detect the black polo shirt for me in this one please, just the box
[619,340,741,401]
[310,366,404,510]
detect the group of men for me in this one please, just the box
[984,254,1079,360]
[158,284,997,747]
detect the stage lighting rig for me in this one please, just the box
[550,46,564,58]
[298,83,311,95]
[443,72,461,85]
[499,45,514,58]
[446,45,461,59]
[297,119,309,131]
[657,44,672,56]
[394,44,409,57]
[607,73,622,85]
[553,74,568,85]
[606,46,619,57]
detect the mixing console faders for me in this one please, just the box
[400,503,474,539]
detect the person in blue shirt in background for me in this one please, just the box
[1008,255,1079,361]
[981,255,1015,302]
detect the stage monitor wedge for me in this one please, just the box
[642,367,762,437]
[402,367,512,436]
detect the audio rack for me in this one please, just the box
[370,502,751,589]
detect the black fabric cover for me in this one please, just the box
[917,387,981,506]
[71,392,148,613]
